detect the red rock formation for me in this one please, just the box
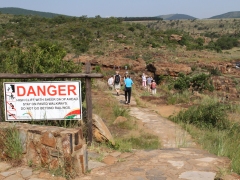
[150,62,192,76]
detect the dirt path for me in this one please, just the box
[85,93,239,180]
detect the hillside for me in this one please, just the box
[156,14,196,20]
[0,7,63,18]
[0,13,240,64]
[1,11,240,179]
[209,11,240,19]
[1,7,240,20]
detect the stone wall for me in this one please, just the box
[0,122,87,176]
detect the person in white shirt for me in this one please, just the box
[107,75,114,91]
[142,73,147,89]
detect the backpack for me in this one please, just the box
[151,82,156,89]
[115,74,120,83]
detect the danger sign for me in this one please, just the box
[4,81,82,121]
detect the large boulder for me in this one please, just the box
[92,114,115,145]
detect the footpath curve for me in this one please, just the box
[0,92,238,180]
[85,93,238,180]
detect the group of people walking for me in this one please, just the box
[142,73,157,95]
[107,71,156,105]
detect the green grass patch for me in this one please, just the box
[184,123,240,174]
[114,132,160,152]
[167,90,191,105]
[115,120,136,130]
[170,96,240,174]
[113,104,130,118]
[0,127,23,164]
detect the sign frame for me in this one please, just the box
[3,81,82,121]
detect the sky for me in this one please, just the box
[1,0,240,19]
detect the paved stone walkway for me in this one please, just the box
[0,163,66,180]
[84,93,239,180]
[0,92,239,180]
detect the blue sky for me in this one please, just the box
[1,0,240,19]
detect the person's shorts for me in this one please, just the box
[114,83,121,89]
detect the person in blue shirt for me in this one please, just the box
[124,75,134,104]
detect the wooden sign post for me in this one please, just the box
[0,68,102,145]
[85,62,93,144]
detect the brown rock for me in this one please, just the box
[103,155,118,165]
[49,158,59,170]
[40,146,50,165]
[117,34,126,39]
[61,135,72,156]
[63,53,76,61]
[71,54,146,72]
[113,116,127,124]
[169,34,182,41]
[92,114,115,145]
[27,141,39,164]
[38,172,53,179]
[41,132,56,148]
[151,62,191,77]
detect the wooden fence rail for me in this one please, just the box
[0,73,103,79]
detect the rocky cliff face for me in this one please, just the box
[64,52,240,100]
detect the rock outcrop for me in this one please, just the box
[92,114,115,145]
[170,34,182,41]
[69,54,146,72]
[113,116,127,124]
[148,62,192,76]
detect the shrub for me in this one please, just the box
[170,100,230,130]
[0,127,23,163]
[113,105,130,118]
[191,73,214,92]
[173,73,190,92]
[215,36,239,50]
[94,65,101,73]
[210,67,222,76]
[172,73,214,92]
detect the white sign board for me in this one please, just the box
[4,81,82,121]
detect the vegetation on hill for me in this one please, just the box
[156,14,196,20]
[0,7,62,18]
[1,13,240,62]
[1,9,240,178]
[209,11,240,19]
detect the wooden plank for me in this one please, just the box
[0,73,103,79]
[85,62,93,145]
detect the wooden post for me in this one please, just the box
[0,81,2,122]
[85,62,93,145]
